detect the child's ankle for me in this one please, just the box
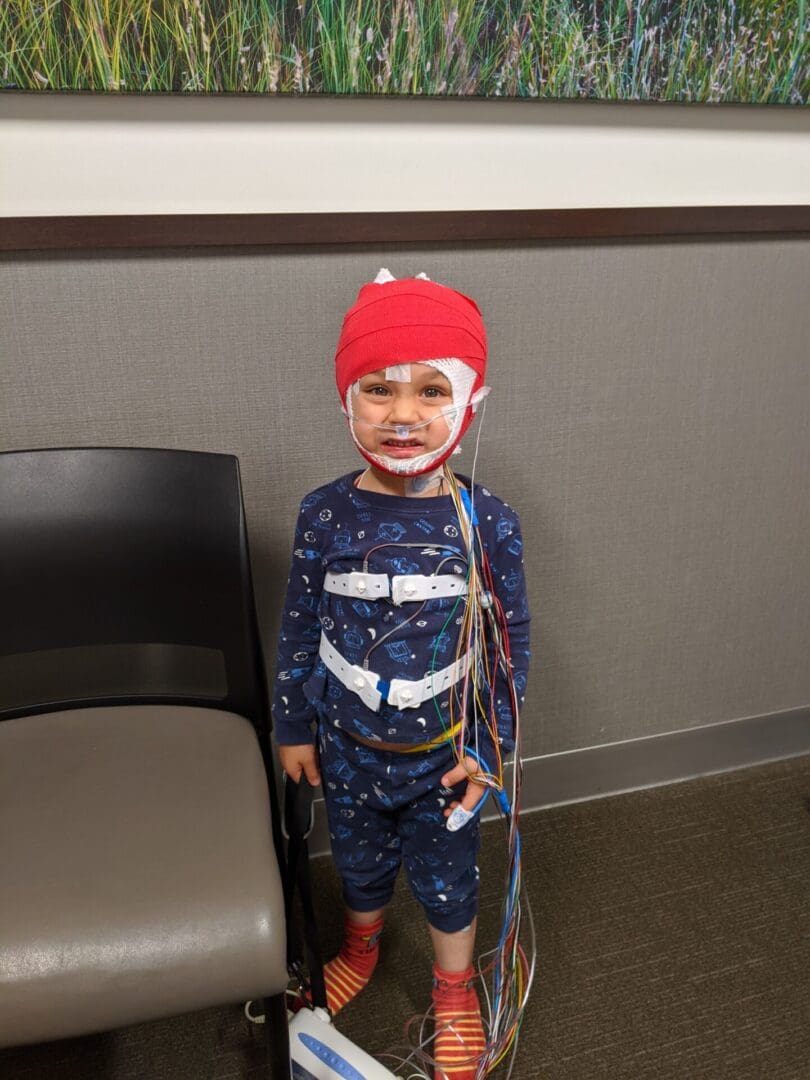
[432,962,477,997]
[432,964,485,1080]
[344,913,384,954]
[323,914,383,1015]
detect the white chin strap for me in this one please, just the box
[347,359,482,476]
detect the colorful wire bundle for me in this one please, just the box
[373,394,533,1079]
[387,461,535,1078]
[445,465,534,1077]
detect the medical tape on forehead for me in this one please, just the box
[385,364,411,382]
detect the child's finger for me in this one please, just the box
[440,756,485,790]
[440,756,480,789]
[458,779,488,814]
[303,758,321,786]
[442,783,488,819]
[440,762,468,789]
[296,745,321,787]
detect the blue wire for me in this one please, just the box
[463,745,512,817]
[463,745,520,1019]
[458,486,479,527]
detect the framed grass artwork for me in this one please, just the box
[2,1,807,103]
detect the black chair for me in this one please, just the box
[0,447,290,1075]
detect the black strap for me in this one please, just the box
[283,775,328,1011]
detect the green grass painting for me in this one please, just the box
[2,1,807,103]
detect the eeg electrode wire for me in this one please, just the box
[383,396,536,1078]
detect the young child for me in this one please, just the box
[273,269,530,1080]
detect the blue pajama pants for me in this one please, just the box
[317,721,481,934]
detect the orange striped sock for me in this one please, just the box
[432,964,487,1080]
[323,915,383,1015]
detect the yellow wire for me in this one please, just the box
[486,952,525,1071]
[441,464,508,790]
[440,468,531,1078]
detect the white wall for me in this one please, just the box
[1,94,808,217]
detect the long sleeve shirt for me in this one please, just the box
[272,471,530,757]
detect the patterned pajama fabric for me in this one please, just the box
[318,721,481,932]
[273,470,531,925]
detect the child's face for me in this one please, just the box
[351,364,453,464]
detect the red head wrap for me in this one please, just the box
[334,277,488,399]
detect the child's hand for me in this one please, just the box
[440,758,489,820]
[279,743,321,787]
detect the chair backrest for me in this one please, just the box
[0,447,269,726]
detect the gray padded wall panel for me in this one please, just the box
[2,240,808,761]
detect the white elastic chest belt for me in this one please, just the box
[319,632,471,712]
[324,570,468,605]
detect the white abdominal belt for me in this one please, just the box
[319,633,471,713]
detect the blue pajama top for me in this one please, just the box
[272,471,531,757]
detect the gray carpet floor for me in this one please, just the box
[3,754,808,1080]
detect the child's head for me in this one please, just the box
[334,270,488,476]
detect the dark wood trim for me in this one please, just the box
[2,206,808,252]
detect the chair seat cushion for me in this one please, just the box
[0,705,288,1047]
